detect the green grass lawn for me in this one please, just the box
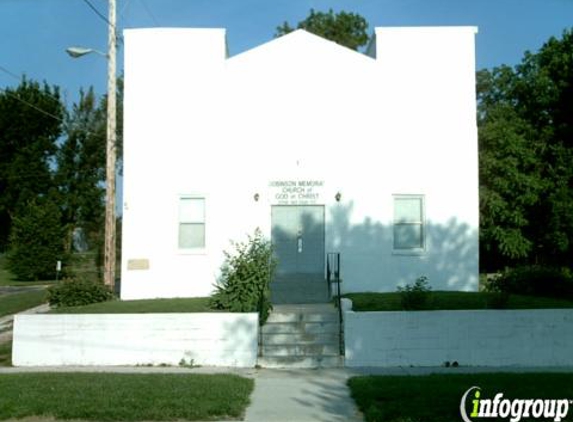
[50,297,215,313]
[0,290,47,318]
[348,373,573,422]
[0,372,254,421]
[0,341,11,366]
[344,291,573,311]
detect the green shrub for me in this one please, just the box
[7,198,67,280]
[397,276,432,310]
[210,229,276,323]
[488,265,573,299]
[47,278,114,308]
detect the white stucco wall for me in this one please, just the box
[12,313,258,367]
[121,26,479,299]
[345,310,573,367]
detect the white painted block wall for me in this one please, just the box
[13,313,258,367]
[345,310,573,367]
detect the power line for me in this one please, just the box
[81,0,124,44]
[0,87,64,123]
[139,0,160,26]
[119,0,133,26]
[0,64,66,106]
[120,0,131,15]
[0,64,64,122]
[1,85,111,142]
[0,65,20,81]
[82,0,114,29]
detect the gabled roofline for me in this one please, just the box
[227,29,375,63]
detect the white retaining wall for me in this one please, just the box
[345,309,573,367]
[13,313,258,367]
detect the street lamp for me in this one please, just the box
[66,0,117,290]
[65,47,107,58]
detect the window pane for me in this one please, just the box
[179,198,204,223]
[394,198,422,223]
[179,223,205,248]
[394,224,423,249]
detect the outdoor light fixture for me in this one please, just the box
[65,47,107,58]
[254,193,260,202]
[335,192,342,202]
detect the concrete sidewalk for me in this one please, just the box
[0,303,50,343]
[244,368,362,422]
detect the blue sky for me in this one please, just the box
[1,0,572,107]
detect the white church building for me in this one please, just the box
[120,26,479,301]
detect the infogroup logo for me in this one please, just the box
[460,386,572,422]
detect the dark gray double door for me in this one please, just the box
[271,205,325,283]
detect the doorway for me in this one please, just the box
[271,205,325,283]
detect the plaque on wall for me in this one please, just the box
[127,259,150,270]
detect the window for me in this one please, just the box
[178,197,205,249]
[393,195,425,252]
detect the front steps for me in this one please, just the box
[258,304,344,368]
[271,280,329,304]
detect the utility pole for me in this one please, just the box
[104,0,117,288]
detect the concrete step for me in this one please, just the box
[260,303,343,368]
[262,321,339,335]
[271,292,330,304]
[263,343,340,357]
[272,303,336,312]
[266,311,337,323]
[257,355,344,368]
[261,332,339,345]
[271,280,330,304]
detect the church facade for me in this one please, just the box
[120,26,479,300]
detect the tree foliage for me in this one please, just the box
[210,229,276,323]
[56,88,106,253]
[478,29,573,270]
[1,76,123,280]
[7,197,66,280]
[0,79,64,250]
[56,78,124,253]
[275,8,370,51]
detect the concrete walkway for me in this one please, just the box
[0,285,48,296]
[244,368,362,422]
[0,303,50,343]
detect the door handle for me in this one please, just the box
[297,236,303,253]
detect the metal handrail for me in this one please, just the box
[327,252,344,356]
[257,255,273,357]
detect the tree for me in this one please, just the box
[56,77,123,253]
[478,29,573,270]
[55,88,106,253]
[7,197,66,280]
[275,9,370,51]
[512,30,573,266]
[0,79,64,250]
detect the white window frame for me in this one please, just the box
[392,194,426,255]
[178,195,206,253]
